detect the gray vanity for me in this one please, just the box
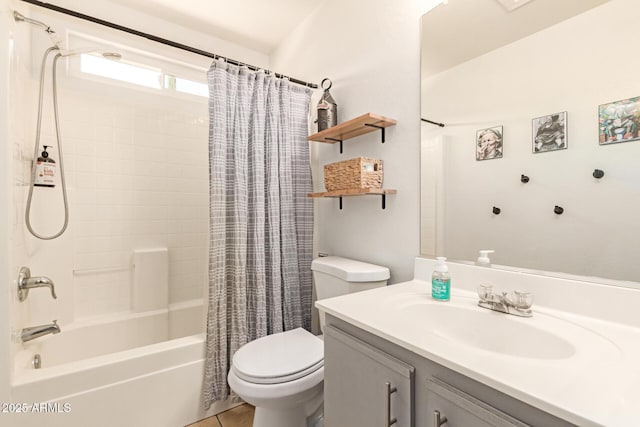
[316,258,640,427]
[323,319,570,427]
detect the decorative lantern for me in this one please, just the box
[316,78,337,132]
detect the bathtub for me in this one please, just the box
[8,300,236,427]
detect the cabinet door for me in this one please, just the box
[324,325,415,427]
[424,378,530,427]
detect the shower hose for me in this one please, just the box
[25,45,70,240]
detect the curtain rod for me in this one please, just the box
[421,118,445,127]
[19,0,318,89]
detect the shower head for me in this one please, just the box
[13,11,55,34]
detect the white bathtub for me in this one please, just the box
[8,300,236,427]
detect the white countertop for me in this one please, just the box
[316,279,640,427]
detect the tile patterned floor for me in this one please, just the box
[186,404,254,427]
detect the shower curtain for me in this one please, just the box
[203,60,313,407]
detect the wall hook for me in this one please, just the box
[554,205,564,215]
[593,169,605,179]
[520,174,530,183]
[492,206,501,215]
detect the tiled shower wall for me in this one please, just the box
[12,51,209,322]
[60,84,209,318]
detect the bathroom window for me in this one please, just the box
[80,54,162,89]
[69,31,208,99]
[164,75,208,97]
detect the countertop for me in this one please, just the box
[316,279,640,427]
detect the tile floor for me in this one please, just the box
[186,404,254,427]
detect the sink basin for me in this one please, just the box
[401,301,576,359]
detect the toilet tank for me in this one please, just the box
[311,256,389,301]
[312,256,389,332]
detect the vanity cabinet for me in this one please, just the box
[323,315,576,427]
[324,325,414,427]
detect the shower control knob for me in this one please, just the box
[17,267,57,301]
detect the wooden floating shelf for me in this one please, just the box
[308,113,397,144]
[308,188,397,210]
[308,188,396,198]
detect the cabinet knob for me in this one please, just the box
[434,409,448,426]
[385,382,397,426]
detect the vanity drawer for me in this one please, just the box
[424,378,530,427]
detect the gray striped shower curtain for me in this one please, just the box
[203,60,313,408]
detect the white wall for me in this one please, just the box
[271,0,424,283]
[422,0,640,282]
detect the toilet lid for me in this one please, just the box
[232,328,324,385]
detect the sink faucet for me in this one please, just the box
[477,285,533,317]
[21,320,61,342]
[17,267,57,301]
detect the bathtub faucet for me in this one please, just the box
[17,266,57,301]
[21,320,61,343]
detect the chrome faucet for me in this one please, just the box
[21,320,61,342]
[17,267,57,301]
[477,284,533,317]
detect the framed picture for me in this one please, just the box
[598,96,640,145]
[532,112,567,153]
[476,126,503,161]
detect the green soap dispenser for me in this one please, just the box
[431,257,451,301]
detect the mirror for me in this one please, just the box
[420,0,640,285]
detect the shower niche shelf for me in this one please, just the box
[308,188,397,210]
[308,113,397,154]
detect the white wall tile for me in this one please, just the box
[59,88,209,317]
[113,127,133,145]
[11,53,209,325]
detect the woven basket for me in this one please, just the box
[324,157,383,191]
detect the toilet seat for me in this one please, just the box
[232,328,324,385]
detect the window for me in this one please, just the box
[80,54,161,89]
[164,75,208,97]
[70,32,208,98]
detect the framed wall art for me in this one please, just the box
[532,112,567,153]
[599,96,640,145]
[476,126,503,161]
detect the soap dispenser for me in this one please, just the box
[34,145,56,188]
[476,250,495,267]
[431,257,451,301]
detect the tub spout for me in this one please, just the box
[21,320,61,343]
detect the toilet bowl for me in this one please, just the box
[227,328,325,427]
[227,256,389,427]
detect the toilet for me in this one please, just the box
[227,256,389,427]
